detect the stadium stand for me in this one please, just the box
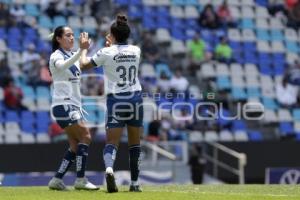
[0,0,299,146]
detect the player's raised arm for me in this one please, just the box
[51,32,90,71]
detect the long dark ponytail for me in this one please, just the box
[51,26,66,52]
[110,14,130,43]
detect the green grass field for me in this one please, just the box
[1,185,300,200]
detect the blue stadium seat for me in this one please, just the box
[143,6,157,17]
[273,62,285,75]
[0,111,4,123]
[262,97,279,110]
[232,120,247,131]
[231,88,247,100]
[21,111,35,123]
[0,27,7,40]
[259,63,273,75]
[25,4,40,17]
[243,42,256,53]
[171,28,185,40]
[22,86,36,99]
[157,16,171,29]
[130,0,142,6]
[36,112,50,132]
[257,29,270,41]
[293,109,300,121]
[38,16,53,29]
[21,122,36,134]
[279,122,294,136]
[142,17,156,30]
[255,0,268,7]
[5,111,20,122]
[186,0,198,5]
[243,52,256,64]
[36,86,50,100]
[53,16,67,27]
[128,5,143,19]
[114,0,129,6]
[155,63,172,78]
[247,87,261,98]
[36,39,51,53]
[157,6,169,17]
[286,41,299,53]
[217,76,231,90]
[270,30,284,41]
[8,27,22,40]
[248,131,263,141]
[240,19,254,29]
[24,27,38,41]
[186,19,198,29]
[171,18,185,29]
[171,0,186,6]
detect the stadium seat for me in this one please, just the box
[234,130,249,141]
[279,122,294,136]
[278,109,293,122]
[170,40,186,54]
[293,109,300,121]
[5,134,20,144]
[0,123,5,136]
[247,131,263,141]
[38,16,53,29]
[263,110,278,123]
[231,87,247,100]
[189,131,203,142]
[155,63,172,78]
[216,76,231,90]
[36,133,51,143]
[20,133,35,144]
[5,122,21,135]
[5,111,20,123]
[262,97,278,110]
[219,130,234,142]
[204,131,219,142]
[232,76,246,88]
[198,63,215,79]
[184,6,199,18]
[241,7,255,18]
[294,122,300,132]
[216,63,230,76]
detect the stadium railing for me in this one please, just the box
[203,142,247,184]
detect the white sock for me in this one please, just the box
[106,167,114,174]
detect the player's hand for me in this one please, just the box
[79,32,90,50]
[105,34,113,47]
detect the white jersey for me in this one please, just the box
[91,44,142,94]
[49,49,82,107]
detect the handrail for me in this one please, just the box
[203,142,247,184]
[142,141,177,181]
[142,141,177,161]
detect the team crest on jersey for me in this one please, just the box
[69,65,81,77]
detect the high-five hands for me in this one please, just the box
[79,32,90,50]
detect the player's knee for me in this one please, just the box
[80,128,92,144]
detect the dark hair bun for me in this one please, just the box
[116,14,128,26]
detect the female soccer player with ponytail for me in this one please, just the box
[48,26,98,191]
[80,15,143,192]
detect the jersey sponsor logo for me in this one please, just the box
[113,53,136,61]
